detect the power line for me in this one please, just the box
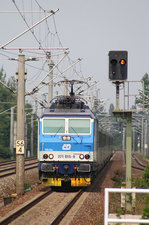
[1,2,59,50]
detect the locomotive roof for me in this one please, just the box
[41,95,95,118]
[40,95,96,119]
[41,107,96,119]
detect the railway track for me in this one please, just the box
[0,187,53,225]
[0,157,37,166]
[50,189,84,225]
[1,151,147,225]
[0,157,38,178]
[0,155,113,225]
[132,152,147,171]
[0,187,84,225]
[123,150,147,171]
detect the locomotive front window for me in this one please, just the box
[68,119,90,134]
[43,119,65,134]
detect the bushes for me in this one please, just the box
[141,204,149,224]
[143,165,149,183]
[133,164,149,223]
[111,165,149,221]
[134,164,149,189]
[0,145,12,159]
[111,170,124,187]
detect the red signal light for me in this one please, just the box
[85,154,90,159]
[120,59,126,65]
[43,154,48,159]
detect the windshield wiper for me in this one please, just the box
[54,127,62,137]
[71,136,79,144]
[70,126,83,143]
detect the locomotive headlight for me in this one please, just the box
[62,136,71,141]
[79,154,84,159]
[62,136,67,141]
[85,154,90,159]
[66,136,71,141]
[49,154,54,159]
[43,154,48,159]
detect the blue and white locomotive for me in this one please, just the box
[38,86,113,187]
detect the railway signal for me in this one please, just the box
[109,50,133,211]
[109,51,128,81]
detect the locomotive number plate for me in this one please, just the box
[58,154,76,159]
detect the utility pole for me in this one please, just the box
[125,114,132,186]
[125,112,132,211]
[122,127,126,150]
[132,126,135,152]
[24,113,27,158]
[31,114,34,156]
[144,119,147,156]
[47,52,54,106]
[16,55,26,195]
[10,106,15,159]
[141,117,144,154]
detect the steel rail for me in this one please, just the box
[0,189,52,225]
[0,157,37,166]
[123,151,146,171]
[0,163,38,178]
[131,152,147,171]
[50,155,114,225]
[0,152,114,224]
[50,189,84,225]
[132,153,146,168]
[0,161,37,173]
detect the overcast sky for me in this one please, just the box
[0,0,149,110]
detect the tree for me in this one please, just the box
[7,76,17,92]
[0,68,38,159]
[25,103,38,156]
[0,68,17,158]
[135,73,149,109]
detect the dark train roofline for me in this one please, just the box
[41,108,96,119]
[40,94,96,119]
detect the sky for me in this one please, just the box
[0,0,149,111]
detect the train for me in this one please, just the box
[38,84,113,187]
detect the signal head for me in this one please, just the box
[109,51,128,81]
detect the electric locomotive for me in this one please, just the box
[38,84,113,187]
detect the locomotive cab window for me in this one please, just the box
[43,119,65,134]
[68,119,90,134]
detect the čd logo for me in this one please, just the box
[62,144,71,150]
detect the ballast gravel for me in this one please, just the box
[0,151,144,225]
